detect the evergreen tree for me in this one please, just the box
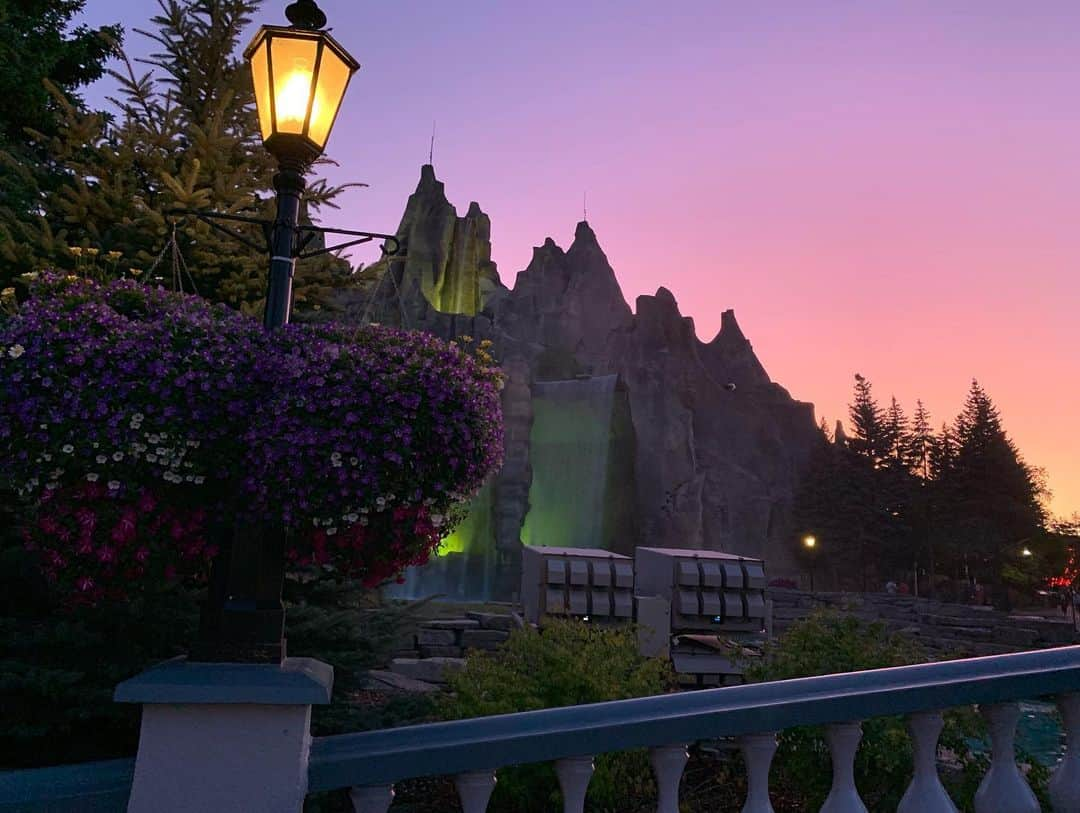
[848,373,887,464]
[0,0,353,311]
[0,0,120,216]
[907,400,935,480]
[938,380,1046,598]
[882,397,910,466]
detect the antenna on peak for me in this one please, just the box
[583,191,587,222]
[428,120,436,166]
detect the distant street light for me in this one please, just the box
[1022,547,1034,558]
[803,534,818,592]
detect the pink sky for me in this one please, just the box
[84,1,1080,517]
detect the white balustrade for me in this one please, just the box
[555,755,595,813]
[349,784,394,813]
[898,710,957,813]
[456,769,497,813]
[821,722,868,813]
[738,732,777,813]
[1050,693,1080,813]
[650,744,689,813]
[974,702,1039,813]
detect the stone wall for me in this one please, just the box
[768,589,1079,656]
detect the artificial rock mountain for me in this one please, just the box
[329,165,819,597]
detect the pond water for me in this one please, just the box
[973,702,1065,767]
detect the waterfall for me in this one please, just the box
[520,374,618,550]
[385,482,496,602]
[386,374,618,602]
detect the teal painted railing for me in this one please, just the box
[0,758,133,813]
[312,646,1080,812]
[5,647,1080,812]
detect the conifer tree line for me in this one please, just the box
[794,375,1073,605]
[0,0,357,314]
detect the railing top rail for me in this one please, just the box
[0,758,133,813]
[310,645,1080,792]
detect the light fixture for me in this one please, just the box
[244,0,360,168]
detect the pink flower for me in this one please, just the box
[111,511,137,545]
[75,507,97,533]
[134,547,150,563]
[137,491,157,514]
[75,575,95,592]
[96,546,116,563]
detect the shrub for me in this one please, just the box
[0,274,504,598]
[441,619,675,813]
[745,611,1047,810]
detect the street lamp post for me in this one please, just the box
[193,0,398,663]
[803,534,817,592]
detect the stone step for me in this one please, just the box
[390,656,467,684]
[465,611,518,631]
[366,669,441,693]
[422,618,480,630]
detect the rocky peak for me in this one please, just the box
[700,308,770,389]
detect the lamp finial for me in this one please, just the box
[285,0,326,29]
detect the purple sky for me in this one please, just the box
[81,0,1080,517]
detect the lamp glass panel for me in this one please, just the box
[248,37,273,141]
[269,35,319,135]
[307,45,353,148]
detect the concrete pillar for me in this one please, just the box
[115,657,333,813]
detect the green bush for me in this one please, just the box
[441,619,675,813]
[745,611,1048,811]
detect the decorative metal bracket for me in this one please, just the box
[164,208,402,259]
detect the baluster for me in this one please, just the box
[456,770,497,813]
[555,755,595,813]
[349,784,394,813]
[974,702,1039,813]
[738,732,777,813]
[821,721,868,813]
[650,744,689,813]
[1049,693,1080,812]
[899,711,957,813]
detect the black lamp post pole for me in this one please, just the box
[196,165,305,664]
[264,163,306,329]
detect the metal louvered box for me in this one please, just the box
[634,547,768,634]
[521,546,635,625]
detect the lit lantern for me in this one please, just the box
[244,0,359,167]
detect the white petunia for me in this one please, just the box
[96,455,107,464]
[61,445,74,454]
[86,473,99,482]
[108,481,121,490]
[7,344,25,359]
[112,452,124,461]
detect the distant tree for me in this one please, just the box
[906,401,935,479]
[905,400,939,594]
[0,0,121,216]
[937,380,1046,602]
[0,0,354,311]
[848,373,887,464]
[882,397,910,466]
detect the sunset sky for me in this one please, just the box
[83,1,1080,517]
